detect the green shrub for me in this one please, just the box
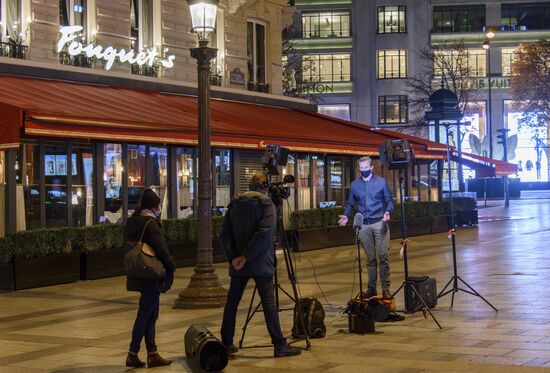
[73,224,124,253]
[212,216,224,239]
[289,207,344,230]
[290,202,450,230]
[0,236,13,264]
[162,219,186,243]
[451,197,477,212]
[11,227,76,259]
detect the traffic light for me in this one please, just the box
[496,128,509,145]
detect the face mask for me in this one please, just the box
[360,170,372,178]
[154,209,162,219]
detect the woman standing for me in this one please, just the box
[125,188,176,368]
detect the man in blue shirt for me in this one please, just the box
[338,156,395,299]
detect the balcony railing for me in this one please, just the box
[247,82,270,93]
[210,74,222,86]
[131,64,159,78]
[59,51,93,68]
[0,41,28,59]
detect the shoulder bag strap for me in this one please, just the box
[138,218,155,243]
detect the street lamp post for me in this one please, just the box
[175,0,227,309]
[482,30,495,159]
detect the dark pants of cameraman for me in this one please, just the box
[221,276,286,347]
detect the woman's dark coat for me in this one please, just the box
[125,215,176,293]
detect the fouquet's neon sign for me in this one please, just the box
[57,26,175,71]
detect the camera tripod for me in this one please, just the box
[390,169,442,329]
[437,123,498,311]
[238,203,311,350]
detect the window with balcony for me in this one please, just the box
[247,20,268,92]
[377,50,407,79]
[502,47,518,76]
[1,0,27,59]
[433,5,485,33]
[59,0,90,67]
[130,0,158,77]
[378,96,408,124]
[302,10,350,38]
[501,2,550,31]
[434,49,486,77]
[377,6,406,34]
[301,54,351,82]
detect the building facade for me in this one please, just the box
[0,0,456,237]
[285,0,550,185]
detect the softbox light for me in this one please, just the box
[184,324,228,371]
[380,139,414,170]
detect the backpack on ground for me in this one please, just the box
[291,297,326,339]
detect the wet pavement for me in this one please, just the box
[1,192,550,372]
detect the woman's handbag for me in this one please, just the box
[124,219,166,280]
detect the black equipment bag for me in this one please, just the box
[405,276,437,312]
[291,297,326,339]
[348,313,375,334]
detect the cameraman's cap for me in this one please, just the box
[249,172,268,190]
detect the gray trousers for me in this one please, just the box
[358,221,391,291]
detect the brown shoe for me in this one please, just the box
[125,353,146,368]
[147,353,172,368]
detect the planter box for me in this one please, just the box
[407,217,432,237]
[14,251,80,290]
[291,225,354,252]
[0,263,14,292]
[170,240,226,268]
[389,220,403,240]
[170,241,196,268]
[80,248,126,281]
[454,210,478,227]
[431,215,449,234]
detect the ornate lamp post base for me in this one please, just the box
[174,265,227,309]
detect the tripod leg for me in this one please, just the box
[390,282,405,298]
[437,276,454,298]
[457,276,498,312]
[409,285,442,329]
[450,286,456,308]
[277,215,311,350]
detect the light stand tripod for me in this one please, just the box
[390,169,442,329]
[437,123,498,311]
[238,202,311,350]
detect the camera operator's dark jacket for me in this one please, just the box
[220,191,276,277]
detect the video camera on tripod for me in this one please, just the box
[261,144,295,207]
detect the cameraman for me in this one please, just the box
[220,172,301,358]
[338,156,395,299]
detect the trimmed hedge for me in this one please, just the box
[290,201,451,230]
[0,236,13,265]
[0,215,227,263]
[289,207,345,230]
[73,224,125,253]
[10,227,76,260]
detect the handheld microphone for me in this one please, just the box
[353,213,364,231]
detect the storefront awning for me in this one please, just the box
[451,152,518,177]
[0,74,454,159]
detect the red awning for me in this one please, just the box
[0,102,22,150]
[452,151,517,177]
[0,74,448,158]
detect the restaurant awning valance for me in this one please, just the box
[0,74,516,176]
[0,75,451,158]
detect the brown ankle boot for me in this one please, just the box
[147,353,172,368]
[125,353,146,368]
